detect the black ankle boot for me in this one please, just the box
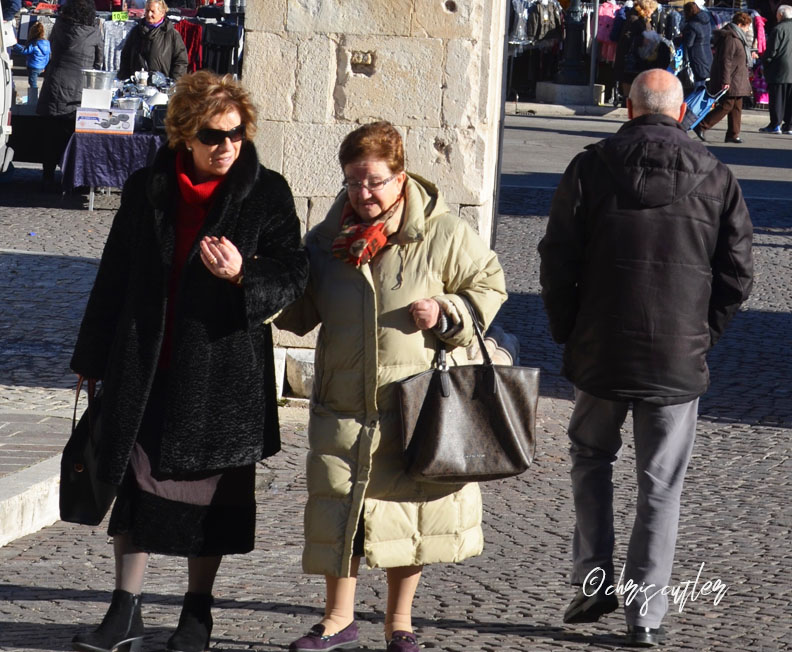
[167,592,214,652]
[72,589,144,652]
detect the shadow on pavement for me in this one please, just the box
[0,252,96,389]
[0,167,89,211]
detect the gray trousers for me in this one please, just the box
[568,389,698,628]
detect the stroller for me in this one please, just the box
[681,84,730,131]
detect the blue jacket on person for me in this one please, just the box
[13,39,52,71]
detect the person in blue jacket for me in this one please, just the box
[13,22,51,91]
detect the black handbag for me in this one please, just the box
[59,378,116,525]
[678,61,695,92]
[398,299,539,484]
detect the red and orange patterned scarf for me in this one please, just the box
[331,196,404,267]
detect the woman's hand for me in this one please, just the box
[409,298,440,330]
[200,236,243,284]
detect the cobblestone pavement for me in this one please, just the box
[0,130,790,652]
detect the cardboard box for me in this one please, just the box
[75,108,135,135]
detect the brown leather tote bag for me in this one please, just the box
[398,298,539,484]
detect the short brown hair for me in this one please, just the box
[165,70,257,150]
[28,22,46,41]
[338,121,404,173]
[683,1,700,18]
[732,11,752,26]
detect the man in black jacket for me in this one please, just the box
[538,69,753,647]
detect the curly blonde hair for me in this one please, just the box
[165,70,257,150]
[634,0,658,21]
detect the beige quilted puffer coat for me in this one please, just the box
[277,174,507,577]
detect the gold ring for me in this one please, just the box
[209,257,217,265]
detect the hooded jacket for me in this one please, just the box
[13,38,51,70]
[683,10,714,81]
[36,19,103,117]
[538,114,753,405]
[71,142,308,484]
[709,25,753,97]
[276,175,507,576]
[118,17,188,80]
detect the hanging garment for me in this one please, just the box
[202,23,242,75]
[174,19,202,72]
[103,20,136,73]
[598,1,618,63]
[755,14,767,55]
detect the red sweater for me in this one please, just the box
[159,152,224,368]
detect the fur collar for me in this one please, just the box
[146,140,260,210]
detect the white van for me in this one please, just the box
[1,18,15,173]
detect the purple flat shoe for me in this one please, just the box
[289,621,359,652]
[386,630,419,652]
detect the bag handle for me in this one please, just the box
[433,294,493,366]
[72,376,98,434]
[432,295,498,397]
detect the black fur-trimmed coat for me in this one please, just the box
[71,142,309,485]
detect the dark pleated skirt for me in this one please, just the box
[107,372,256,557]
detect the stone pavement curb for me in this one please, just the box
[0,456,60,547]
[0,406,311,550]
[506,101,770,127]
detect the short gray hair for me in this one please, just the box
[778,4,792,19]
[629,69,684,118]
[146,0,169,11]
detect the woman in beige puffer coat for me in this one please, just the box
[277,121,507,652]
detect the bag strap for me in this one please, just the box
[72,376,98,433]
[457,294,494,367]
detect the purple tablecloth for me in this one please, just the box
[60,132,167,192]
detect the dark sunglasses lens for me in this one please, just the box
[228,125,245,142]
[197,125,245,146]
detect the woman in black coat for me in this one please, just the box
[69,71,308,652]
[36,0,103,185]
[682,2,714,84]
[614,0,659,99]
[117,0,189,80]
[36,0,103,117]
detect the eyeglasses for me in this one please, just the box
[342,173,399,193]
[195,124,245,146]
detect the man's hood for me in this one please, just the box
[586,114,719,208]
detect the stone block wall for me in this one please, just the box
[243,0,508,239]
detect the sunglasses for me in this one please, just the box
[195,124,245,146]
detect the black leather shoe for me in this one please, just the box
[693,125,707,141]
[625,625,666,647]
[166,592,213,652]
[563,587,619,624]
[725,136,743,143]
[72,589,144,652]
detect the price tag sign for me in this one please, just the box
[112,11,129,21]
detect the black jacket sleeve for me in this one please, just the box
[169,29,189,79]
[537,152,589,344]
[240,170,309,326]
[708,171,754,346]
